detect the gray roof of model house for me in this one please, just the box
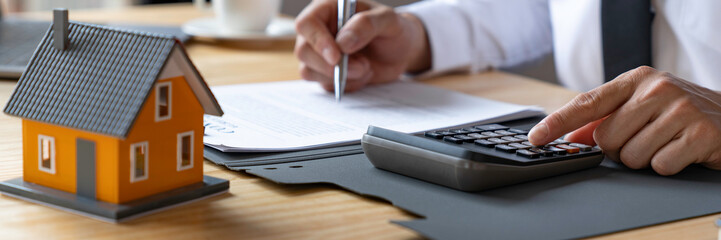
[3,20,223,138]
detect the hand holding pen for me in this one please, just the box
[334,0,356,101]
[293,0,432,95]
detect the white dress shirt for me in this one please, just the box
[399,0,721,92]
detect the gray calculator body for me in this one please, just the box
[361,122,604,191]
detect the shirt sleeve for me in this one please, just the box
[397,0,553,76]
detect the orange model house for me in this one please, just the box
[0,9,228,221]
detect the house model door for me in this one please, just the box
[76,138,96,199]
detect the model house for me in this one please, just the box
[2,9,226,208]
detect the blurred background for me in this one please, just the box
[0,0,557,84]
[0,0,418,15]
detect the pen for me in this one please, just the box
[334,0,356,102]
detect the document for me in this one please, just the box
[203,80,545,152]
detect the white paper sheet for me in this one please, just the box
[203,80,545,152]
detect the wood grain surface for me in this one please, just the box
[0,4,718,239]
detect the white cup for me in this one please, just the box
[194,0,281,33]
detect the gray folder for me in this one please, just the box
[242,154,721,239]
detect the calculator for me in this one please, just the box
[361,121,604,191]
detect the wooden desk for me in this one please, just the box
[0,4,717,239]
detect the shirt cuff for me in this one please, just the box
[397,1,474,77]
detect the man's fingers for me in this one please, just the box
[295,36,372,81]
[300,63,333,86]
[344,69,374,92]
[295,1,341,64]
[564,117,606,146]
[301,57,373,93]
[592,93,663,161]
[529,86,631,145]
[336,6,400,53]
[295,38,334,76]
[617,106,685,170]
[649,133,697,176]
[528,66,656,145]
[298,0,335,25]
[347,54,372,79]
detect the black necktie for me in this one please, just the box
[601,0,654,82]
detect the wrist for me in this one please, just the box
[399,12,431,74]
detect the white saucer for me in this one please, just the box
[182,17,296,40]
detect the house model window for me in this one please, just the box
[155,82,172,121]
[130,142,149,182]
[38,135,56,174]
[177,131,194,171]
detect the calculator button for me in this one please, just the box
[474,139,496,147]
[501,136,524,143]
[522,141,536,147]
[463,127,483,133]
[569,143,593,152]
[529,148,554,157]
[556,144,580,154]
[474,124,510,131]
[495,144,517,153]
[443,136,464,144]
[494,130,516,136]
[467,133,488,139]
[514,135,529,140]
[481,132,502,138]
[453,135,476,142]
[450,129,470,134]
[424,132,444,139]
[436,131,454,136]
[544,139,564,146]
[509,143,531,149]
[545,146,567,155]
[516,149,540,158]
[487,138,510,144]
[509,128,529,134]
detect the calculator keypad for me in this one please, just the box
[424,124,598,160]
[516,149,540,158]
[443,136,464,144]
[474,124,509,131]
[474,139,495,147]
[509,143,531,150]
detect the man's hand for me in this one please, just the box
[528,66,721,175]
[294,0,430,92]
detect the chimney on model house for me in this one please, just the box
[53,8,69,50]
